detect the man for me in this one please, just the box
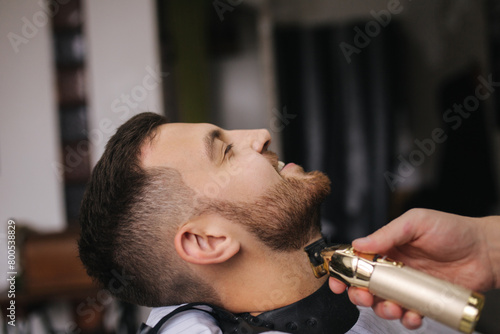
[79,112,456,333]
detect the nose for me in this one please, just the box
[232,129,271,153]
[251,129,272,153]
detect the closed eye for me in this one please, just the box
[224,143,233,158]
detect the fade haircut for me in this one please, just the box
[78,112,219,307]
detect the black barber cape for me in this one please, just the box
[138,281,359,334]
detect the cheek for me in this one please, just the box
[229,171,275,198]
[185,155,280,201]
[222,157,280,200]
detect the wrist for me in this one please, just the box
[479,216,500,289]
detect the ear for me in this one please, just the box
[174,215,240,265]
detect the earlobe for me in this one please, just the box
[174,221,240,265]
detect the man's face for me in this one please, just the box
[141,123,330,250]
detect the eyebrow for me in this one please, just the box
[205,129,222,162]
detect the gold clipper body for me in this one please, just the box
[304,240,484,334]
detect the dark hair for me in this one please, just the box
[78,112,218,306]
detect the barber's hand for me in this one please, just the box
[329,208,497,330]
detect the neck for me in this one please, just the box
[213,234,328,314]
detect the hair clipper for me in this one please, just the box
[304,239,484,334]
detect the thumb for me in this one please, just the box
[353,213,419,254]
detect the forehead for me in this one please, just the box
[140,122,214,169]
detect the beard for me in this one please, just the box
[201,152,331,251]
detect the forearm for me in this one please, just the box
[479,215,500,289]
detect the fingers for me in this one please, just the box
[328,279,375,307]
[328,277,348,294]
[352,208,426,254]
[401,311,423,330]
[329,281,424,330]
[372,299,423,329]
[373,299,403,319]
[347,287,374,307]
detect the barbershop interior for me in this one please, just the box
[1,0,500,333]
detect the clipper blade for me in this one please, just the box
[304,238,329,278]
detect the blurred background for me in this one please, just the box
[1,0,499,333]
